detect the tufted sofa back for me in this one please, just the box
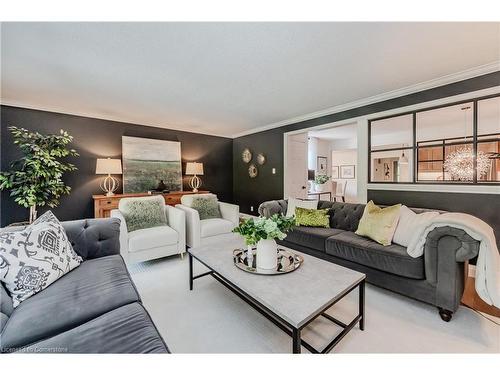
[62,218,121,260]
[258,199,365,231]
[258,199,445,233]
[327,202,366,231]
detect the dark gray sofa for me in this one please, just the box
[259,200,481,321]
[0,218,169,354]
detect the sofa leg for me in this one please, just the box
[438,308,453,322]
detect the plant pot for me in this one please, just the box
[256,238,278,270]
[314,183,325,192]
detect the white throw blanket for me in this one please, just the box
[407,212,500,308]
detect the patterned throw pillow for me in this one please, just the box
[0,211,82,307]
[355,201,402,246]
[119,195,168,232]
[191,196,221,220]
[294,207,330,228]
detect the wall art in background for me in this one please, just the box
[122,136,182,193]
[332,166,339,179]
[317,156,328,174]
[340,165,355,179]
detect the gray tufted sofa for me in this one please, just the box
[0,218,169,353]
[259,200,480,321]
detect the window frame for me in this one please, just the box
[368,93,500,185]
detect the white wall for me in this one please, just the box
[307,136,331,175]
[307,136,318,170]
[331,149,358,202]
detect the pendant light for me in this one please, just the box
[443,106,489,181]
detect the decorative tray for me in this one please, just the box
[233,248,303,275]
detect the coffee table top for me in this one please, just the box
[188,238,365,328]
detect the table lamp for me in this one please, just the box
[186,162,204,192]
[96,158,122,196]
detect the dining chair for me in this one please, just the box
[333,180,347,202]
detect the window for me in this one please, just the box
[478,96,500,182]
[368,94,500,184]
[369,115,413,182]
[416,102,473,182]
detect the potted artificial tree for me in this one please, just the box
[0,126,78,224]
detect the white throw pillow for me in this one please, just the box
[0,211,82,307]
[393,205,440,247]
[181,193,217,207]
[286,197,318,218]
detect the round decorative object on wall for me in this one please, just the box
[256,153,266,165]
[242,148,252,163]
[248,164,258,178]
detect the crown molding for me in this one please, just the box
[0,101,232,139]
[231,61,500,138]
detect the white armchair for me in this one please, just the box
[111,204,186,263]
[176,198,239,248]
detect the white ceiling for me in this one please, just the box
[1,22,499,137]
[309,123,357,140]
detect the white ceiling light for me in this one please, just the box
[399,150,409,164]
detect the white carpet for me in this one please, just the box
[128,255,499,353]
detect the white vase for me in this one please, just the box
[314,183,325,192]
[256,239,278,270]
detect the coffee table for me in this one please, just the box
[188,239,366,354]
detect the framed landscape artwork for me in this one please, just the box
[340,165,355,179]
[122,136,182,193]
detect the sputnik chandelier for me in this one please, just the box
[443,106,490,181]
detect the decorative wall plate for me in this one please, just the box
[257,153,266,165]
[248,164,258,178]
[242,148,252,163]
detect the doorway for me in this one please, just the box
[284,122,359,203]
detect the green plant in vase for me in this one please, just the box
[0,126,79,223]
[233,214,295,270]
[313,174,330,192]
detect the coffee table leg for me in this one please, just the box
[189,253,193,291]
[292,328,301,353]
[359,280,365,330]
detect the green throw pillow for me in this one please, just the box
[119,196,168,232]
[295,207,330,228]
[191,196,221,220]
[355,201,401,246]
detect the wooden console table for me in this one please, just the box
[92,191,209,218]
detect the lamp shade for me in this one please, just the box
[96,158,122,175]
[185,162,204,175]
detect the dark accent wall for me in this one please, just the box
[233,72,500,226]
[233,127,285,214]
[367,190,500,248]
[0,106,233,226]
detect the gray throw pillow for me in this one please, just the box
[191,196,221,220]
[0,211,82,307]
[119,195,168,232]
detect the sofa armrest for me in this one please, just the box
[258,199,288,217]
[424,226,480,312]
[110,209,129,261]
[165,205,186,252]
[219,202,239,227]
[175,204,201,248]
[62,218,121,260]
